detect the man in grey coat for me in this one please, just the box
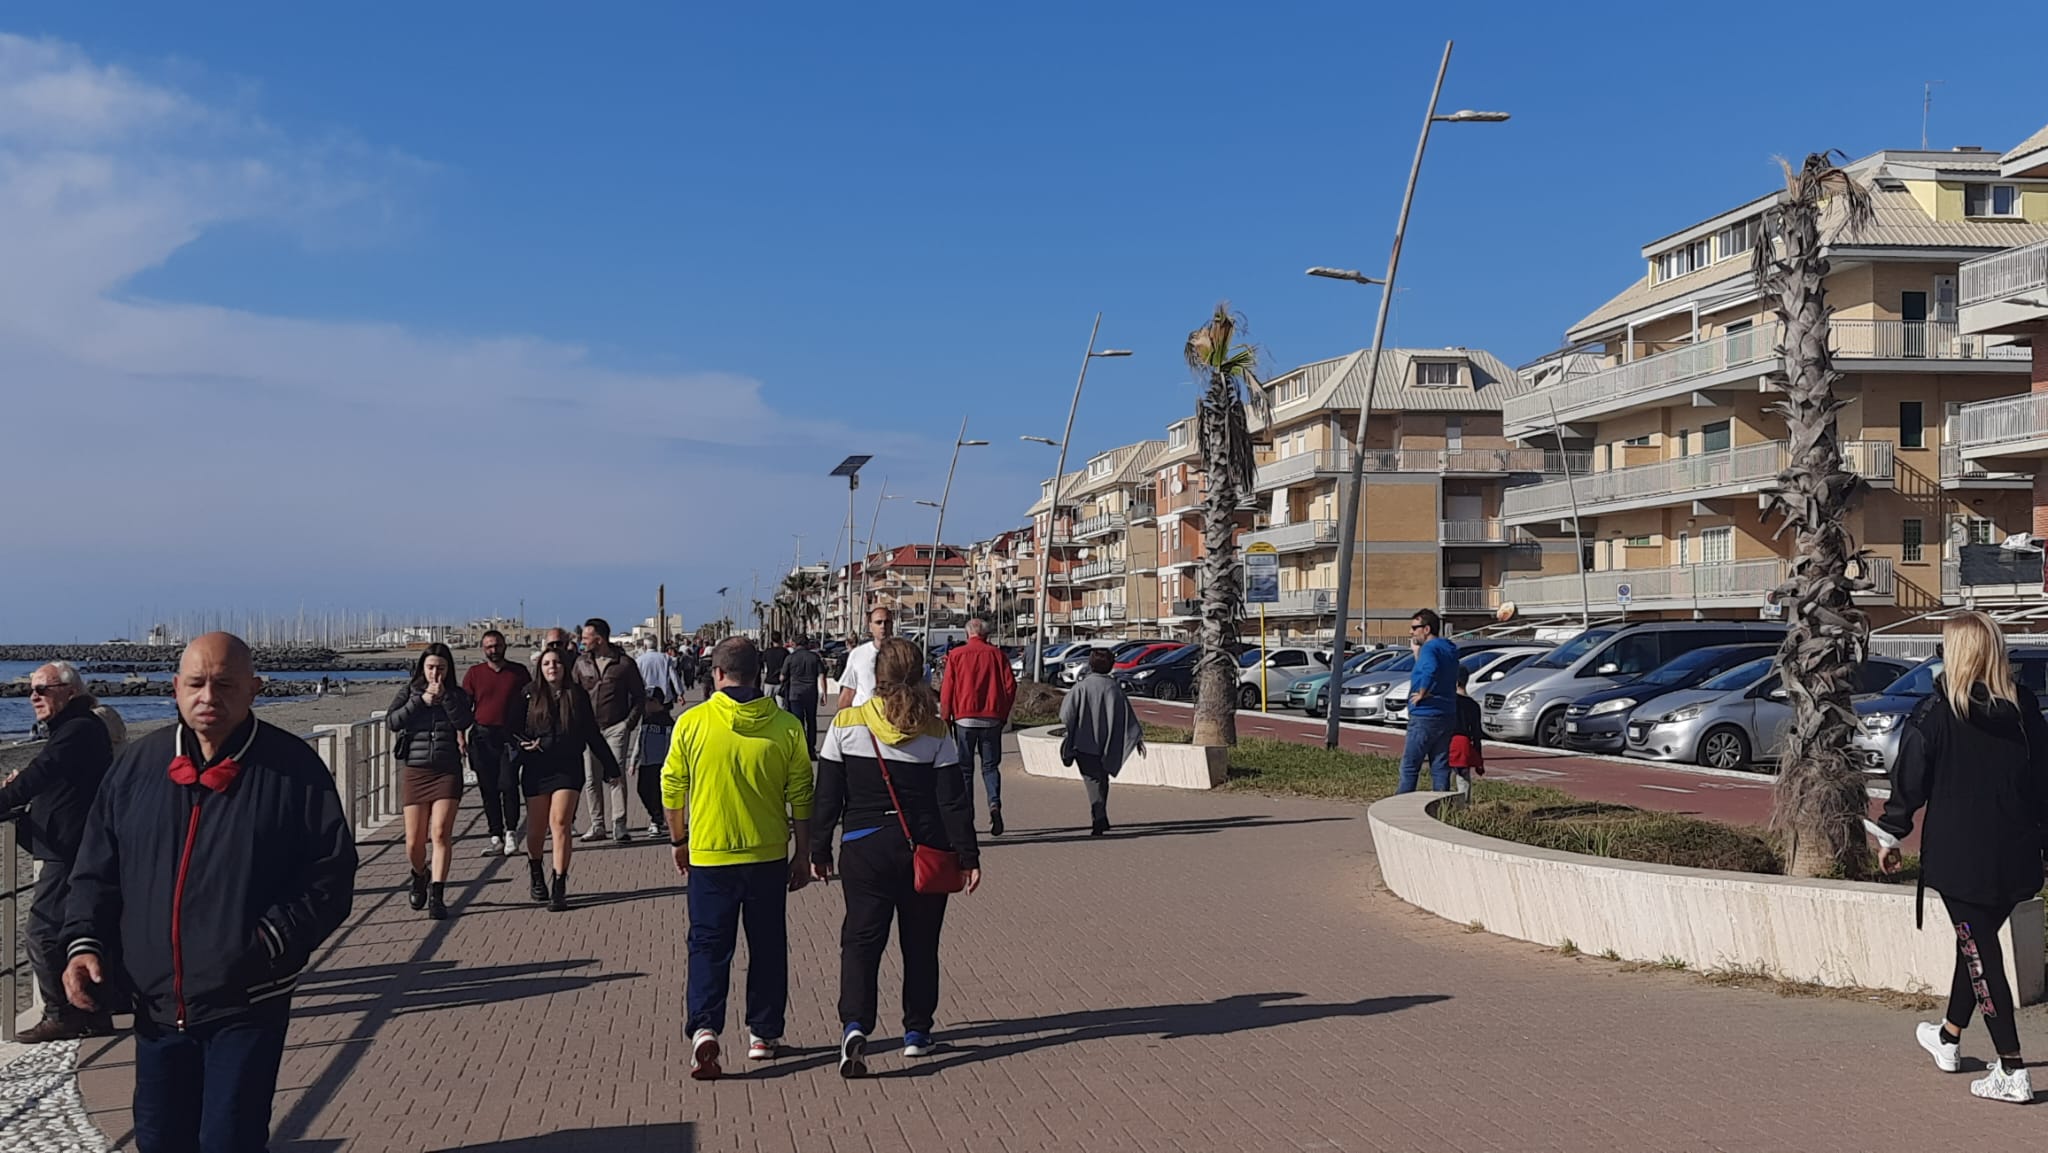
[1058,648,1145,835]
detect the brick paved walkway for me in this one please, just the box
[49,725,2046,1151]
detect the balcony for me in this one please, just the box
[1126,501,1159,525]
[1499,556,1895,613]
[1244,519,1339,553]
[1440,519,1523,545]
[1158,555,1203,574]
[1163,598,1203,620]
[1959,391,2048,464]
[1502,320,2026,436]
[1440,586,1502,614]
[1500,440,1895,524]
[1259,587,1338,617]
[1961,239,2048,338]
[1940,443,2033,488]
[1071,603,1130,627]
[1251,448,1554,494]
[1941,545,2045,603]
[1070,558,1127,583]
[1073,513,1128,540]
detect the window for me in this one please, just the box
[1969,516,1994,546]
[1701,527,1734,565]
[1964,183,2021,218]
[1622,434,1652,447]
[1168,425,1188,448]
[1676,531,1690,565]
[1676,428,1690,458]
[1416,361,1459,387]
[1446,414,1463,451]
[1654,238,1712,282]
[1292,429,1307,456]
[1624,534,1653,548]
[1597,634,1665,677]
[1702,421,1731,453]
[1089,458,1112,479]
[1899,401,1924,449]
[1902,518,1924,562]
[1715,219,1756,261]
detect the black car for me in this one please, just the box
[1115,643,1200,700]
[1561,644,1778,754]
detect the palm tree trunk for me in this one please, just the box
[1195,372,1242,747]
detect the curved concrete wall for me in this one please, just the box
[1015,726,1227,790]
[1369,791,2044,1003]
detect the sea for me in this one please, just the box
[0,661,397,741]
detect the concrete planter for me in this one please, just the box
[1368,791,2045,1004]
[1015,725,1228,790]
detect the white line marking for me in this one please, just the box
[1638,783,1696,794]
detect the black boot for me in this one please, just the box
[549,871,569,913]
[427,881,448,920]
[528,858,548,903]
[407,868,429,910]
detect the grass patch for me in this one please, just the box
[1218,739,1403,802]
[1441,784,1782,875]
[1555,938,1579,958]
[1011,711,1059,730]
[1143,724,1191,744]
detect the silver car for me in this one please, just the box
[1381,647,1548,726]
[1852,650,2048,773]
[1237,646,1332,709]
[1627,657,1911,770]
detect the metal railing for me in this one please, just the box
[1072,603,1130,625]
[1252,448,1553,492]
[1961,238,2048,306]
[1125,501,1159,523]
[1441,587,1503,613]
[1958,391,2048,454]
[1263,587,1338,616]
[1830,319,2029,362]
[1166,598,1203,618]
[1499,556,1894,611]
[1501,439,1894,521]
[1244,519,1339,552]
[1070,558,1128,582]
[1440,518,1518,544]
[1503,323,1783,431]
[1072,513,1128,540]
[1939,443,2034,485]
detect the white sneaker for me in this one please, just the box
[689,1029,721,1081]
[1971,1061,2034,1103]
[747,1034,783,1060]
[503,832,521,856]
[479,837,503,858]
[648,819,666,839]
[1917,1021,1961,1072]
[578,827,605,843]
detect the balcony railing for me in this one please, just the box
[1261,587,1338,616]
[1830,319,2028,363]
[1503,323,1783,432]
[1244,519,1339,552]
[1252,448,1553,493]
[1073,513,1128,540]
[1165,598,1203,619]
[1070,558,1127,582]
[1440,587,1502,613]
[1499,556,1894,611]
[1940,443,2034,485]
[1959,391,2048,455]
[1439,518,1519,544]
[1126,501,1159,523]
[1962,238,2048,307]
[1941,547,2046,600]
[1072,603,1130,625]
[1500,439,1895,522]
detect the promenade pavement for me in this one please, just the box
[8,708,2039,1151]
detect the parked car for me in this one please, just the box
[1055,641,1135,685]
[1235,646,1332,708]
[1290,648,1403,715]
[1114,642,1182,671]
[1480,621,1789,748]
[1625,656,1910,769]
[1381,646,1549,727]
[1852,647,2048,773]
[1560,644,1779,754]
[1114,643,1200,700]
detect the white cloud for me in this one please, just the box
[0,33,926,637]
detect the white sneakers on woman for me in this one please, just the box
[1916,1021,2034,1102]
[1916,1021,1961,1072]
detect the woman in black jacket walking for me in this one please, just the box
[1875,610,2048,1104]
[387,644,474,920]
[515,647,619,911]
[810,637,981,1078]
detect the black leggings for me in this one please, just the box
[1941,895,2023,1058]
[467,725,523,838]
[836,827,949,1034]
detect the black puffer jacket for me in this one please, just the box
[387,684,474,770]
[0,697,113,861]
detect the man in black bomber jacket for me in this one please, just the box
[61,633,357,1153]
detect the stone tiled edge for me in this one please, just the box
[1367,790,2046,1003]
[0,1040,108,1153]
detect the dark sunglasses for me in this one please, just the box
[28,683,65,696]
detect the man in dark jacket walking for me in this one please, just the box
[576,618,646,843]
[781,636,827,755]
[938,618,1017,835]
[2,662,113,1042]
[62,632,358,1152]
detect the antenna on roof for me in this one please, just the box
[1922,80,1945,151]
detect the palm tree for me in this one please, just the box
[1184,303,1262,747]
[1754,152,1878,878]
[780,570,824,635]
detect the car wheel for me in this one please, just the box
[1535,707,1567,749]
[1238,684,1261,709]
[1698,726,1750,770]
[1154,682,1181,702]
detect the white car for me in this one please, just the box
[1380,647,1550,726]
[1236,646,1332,708]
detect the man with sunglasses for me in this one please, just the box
[1,662,113,1042]
[1397,609,1460,794]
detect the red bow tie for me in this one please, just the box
[168,755,242,793]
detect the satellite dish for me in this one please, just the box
[1170,475,1185,494]
[1496,601,1517,623]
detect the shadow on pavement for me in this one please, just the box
[290,958,642,1018]
[282,1124,694,1152]
[876,990,1450,1076]
[993,813,1351,846]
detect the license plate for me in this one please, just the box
[1565,721,1579,733]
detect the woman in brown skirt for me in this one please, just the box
[388,643,474,919]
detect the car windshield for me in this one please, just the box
[1637,648,1758,687]
[1141,644,1194,667]
[1373,654,1418,676]
[1527,629,1613,670]
[1700,657,1774,691]
[1238,650,1269,668]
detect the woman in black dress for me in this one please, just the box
[516,647,619,911]
[387,643,474,920]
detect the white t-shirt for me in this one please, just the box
[843,641,879,705]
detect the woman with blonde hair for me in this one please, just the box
[810,636,981,1077]
[1874,610,2048,1103]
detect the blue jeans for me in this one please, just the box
[686,860,789,1040]
[132,1000,291,1153]
[1398,711,1455,793]
[953,723,1003,812]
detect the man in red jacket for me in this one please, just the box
[939,618,1017,835]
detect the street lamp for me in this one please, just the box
[1025,316,1133,682]
[859,485,907,631]
[922,421,989,661]
[829,455,873,642]
[1312,38,1509,750]
[1306,267,1386,286]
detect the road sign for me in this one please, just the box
[1615,582,1633,607]
[1245,542,1279,604]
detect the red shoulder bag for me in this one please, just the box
[869,731,967,894]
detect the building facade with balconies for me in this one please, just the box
[1504,146,2048,624]
[1026,466,1090,638]
[1055,441,1164,637]
[966,527,1038,639]
[1243,346,1565,642]
[858,544,972,630]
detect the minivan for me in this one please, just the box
[1478,620,1788,747]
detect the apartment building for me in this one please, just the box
[1152,416,1217,632]
[1057,441,1165,636]
[862,543,971,628]
[965,527,1038,639]
[1026,467,1087,637]
[1502,146,2048,625]
[1244,346,1561,643]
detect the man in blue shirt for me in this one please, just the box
[1399,609,1460,793]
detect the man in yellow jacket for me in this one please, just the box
[663,637,814,1081]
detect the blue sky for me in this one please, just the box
[3,2,2044,641]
